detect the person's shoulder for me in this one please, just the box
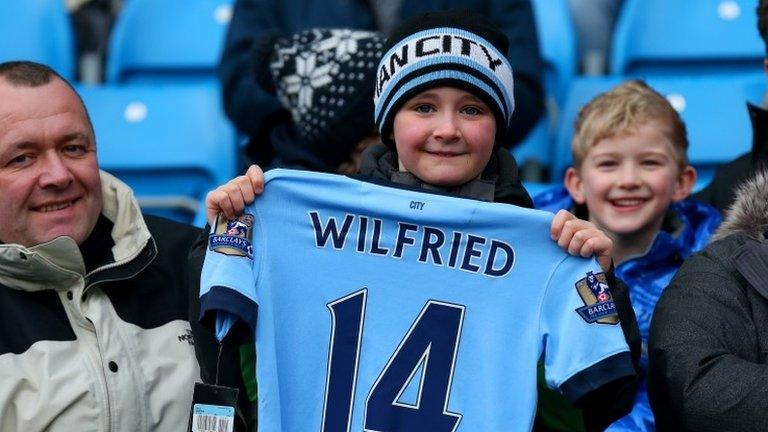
[143,215,203,248]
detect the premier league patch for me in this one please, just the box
[209,214,255,258]
[574,271,619,325]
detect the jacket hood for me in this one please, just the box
[712,168,768,242]
[358,143,534,208]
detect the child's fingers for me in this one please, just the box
[550,209,574,240]
[224,181,247,217]
[582,236,613,272]
[205,189,235,226]
[246,164,265,194]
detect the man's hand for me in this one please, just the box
[205,164,264,226]
[550,209,613,272]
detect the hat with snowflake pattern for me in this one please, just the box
[261,28,385,149]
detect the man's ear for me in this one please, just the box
[672,165,697,202]
[564,167,587,204]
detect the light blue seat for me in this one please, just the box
[530,0,578,101]
[106,0,234,82]
[552,74,764,191]
[0,0,76,80]
[77,83,237,226]
[513,0,578,181]
[611,0,764,75]
[552,76,622,182]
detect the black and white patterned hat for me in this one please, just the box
[262,28,385,148]
[374,10,515,146]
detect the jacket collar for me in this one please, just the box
[712,168,768,242]
[358,143,534,208]
[0,171,156,292]
[747,102,768,164]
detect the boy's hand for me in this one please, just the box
[205,164,264,226]
[550,209,613,272]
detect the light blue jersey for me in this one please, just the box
[200,169,633,432]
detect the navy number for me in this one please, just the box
[322,289,465,432]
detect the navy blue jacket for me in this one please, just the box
[534,186,722,432]
[219,0,544,170]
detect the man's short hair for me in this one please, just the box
[0,60,93,132]
[0,61,64,87]
[758,0,768,50]
[571,79,689,171]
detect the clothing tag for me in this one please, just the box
[189,382,238,432]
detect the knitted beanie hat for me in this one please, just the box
[373,9,515,145]
[257,28,385,149]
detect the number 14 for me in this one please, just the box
[321,289,466,432]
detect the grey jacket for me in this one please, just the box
[0,172,201,431]
[648,169,768,431]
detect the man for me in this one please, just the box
[692,0,768,212]
[0,60,201,431]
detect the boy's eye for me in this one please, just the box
[595,160,617,168]
[461,106,483,116]
[414,104,435,113]
[641,159,663,167]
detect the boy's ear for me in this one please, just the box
[564,167,587,204]
[672,165,697,202]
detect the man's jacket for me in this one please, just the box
[0,171,201,431]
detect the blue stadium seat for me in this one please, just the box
[530,0,578,101]
[513,0,578,181]
[106,0,234,82]
[611,0,764,75]
[0,0,76,80]
[552,74,764,191]
[77,83,237,226]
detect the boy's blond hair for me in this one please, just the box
[571,80,688,171]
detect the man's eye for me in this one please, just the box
[9,154,30,166]
[63,145,87,155]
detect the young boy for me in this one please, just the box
[534,80,722,431]
[201,10,638,431]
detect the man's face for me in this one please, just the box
[0,78,102,246]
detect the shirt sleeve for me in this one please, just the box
[540,255,634,403]
[199,210,261,340]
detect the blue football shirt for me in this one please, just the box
[200,169,632,432]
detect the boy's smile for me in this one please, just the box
[566,121,695,242]
[393,87,496,188]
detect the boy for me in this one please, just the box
[201,10,637,431]
[535,80,722,431]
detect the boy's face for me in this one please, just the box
[565,121,696,239]
[393,87,496,188]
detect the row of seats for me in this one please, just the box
[0,0,764,224]
[515,0,765,194]
[0,0,236,226]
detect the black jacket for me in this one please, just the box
[649,169,768,431]
[360,144,641,432]
[219,0,544,169]
[694,103,768,212]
